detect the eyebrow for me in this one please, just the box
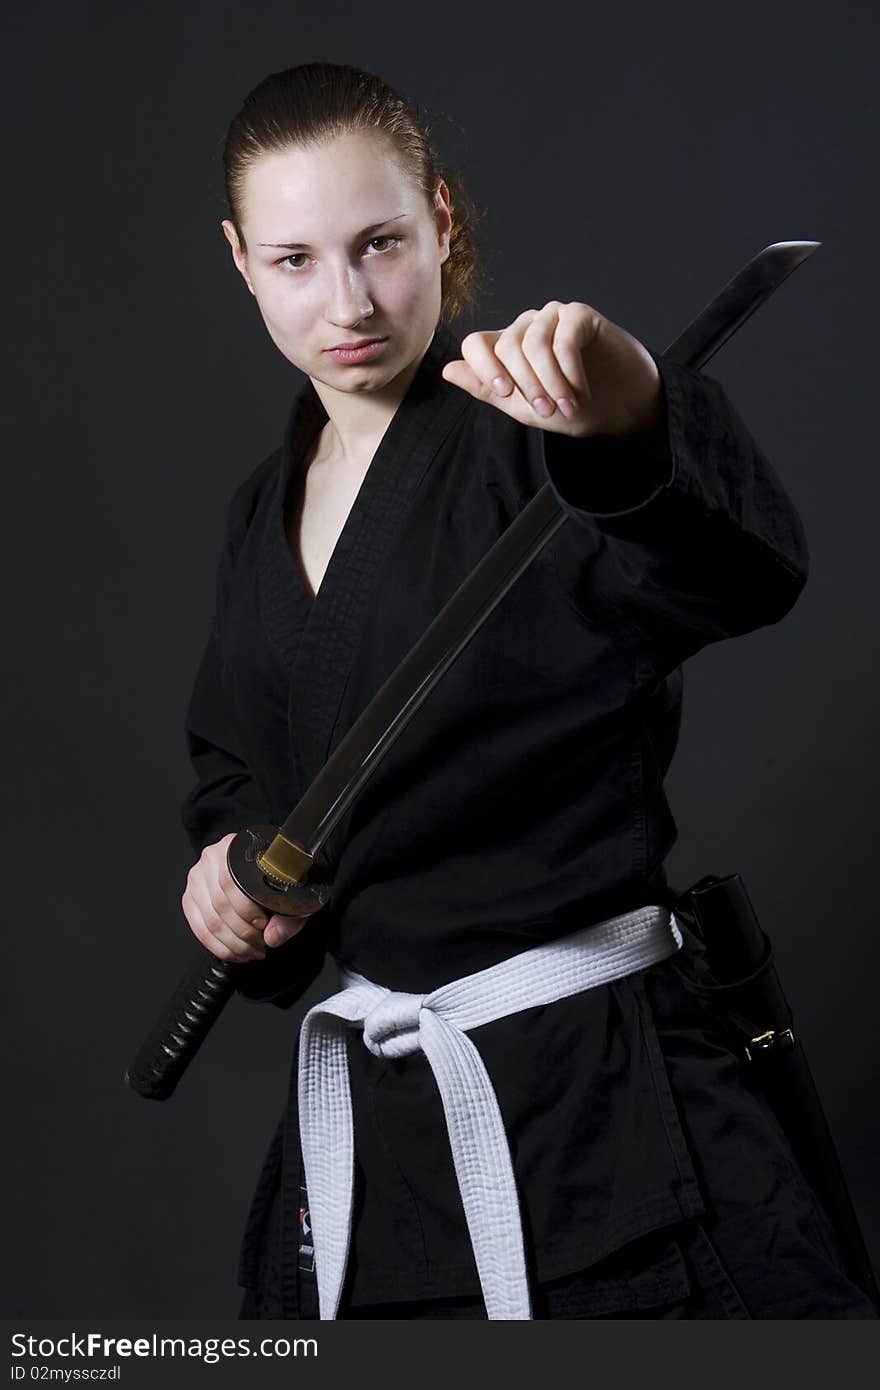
[258,213,411,250]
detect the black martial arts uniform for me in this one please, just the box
[181,319,875,1319]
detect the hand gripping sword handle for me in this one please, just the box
[125,825,330,1100]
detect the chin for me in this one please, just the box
[335,351,402,383]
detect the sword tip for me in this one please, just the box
[763,239,822,260]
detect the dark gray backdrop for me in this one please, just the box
[3,0,877,1318]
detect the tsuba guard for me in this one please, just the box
[227,824,332,918]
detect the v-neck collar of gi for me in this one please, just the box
[258,318,472,798]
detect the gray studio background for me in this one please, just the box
[3,0,877,1317]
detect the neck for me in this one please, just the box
[308,327,436,469]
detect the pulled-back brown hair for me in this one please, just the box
[222,63,486,323]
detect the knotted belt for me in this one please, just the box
[297,903,683,1320]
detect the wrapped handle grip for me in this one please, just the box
[124,951,235,1100]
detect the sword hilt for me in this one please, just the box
[227,823,330,916]
[124,826,331,1100]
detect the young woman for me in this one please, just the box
[179,62,875,1320]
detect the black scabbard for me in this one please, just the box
[673,872,880,1313]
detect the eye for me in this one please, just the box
[365,235,398,253]
[278,235,400,273]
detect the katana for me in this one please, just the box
[126,240,819,1103]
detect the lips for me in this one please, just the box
[325,337,386,351]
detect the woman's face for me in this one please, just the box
[222,131,452,393]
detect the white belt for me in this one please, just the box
[297,904,683,1320]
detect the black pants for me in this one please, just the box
[239,1142,877,1319]
[241,1211,876,1320]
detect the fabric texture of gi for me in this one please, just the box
[180,318,872,1317]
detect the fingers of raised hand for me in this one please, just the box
[494,306,575,414]
[455,303,599,421]
[552,303,597,398]
[451,327,514,398]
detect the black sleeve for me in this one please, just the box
[180,620,270,857]
[541,351,810,669]
[179,474,329,1010]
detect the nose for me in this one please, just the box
[325,261,374,329]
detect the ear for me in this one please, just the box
[221,219,256,296]
[433,179,453,266]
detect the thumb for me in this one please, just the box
[264,912,307,948]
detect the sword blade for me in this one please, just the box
[663,241,819,370]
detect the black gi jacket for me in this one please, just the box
[180,318,809,1311]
